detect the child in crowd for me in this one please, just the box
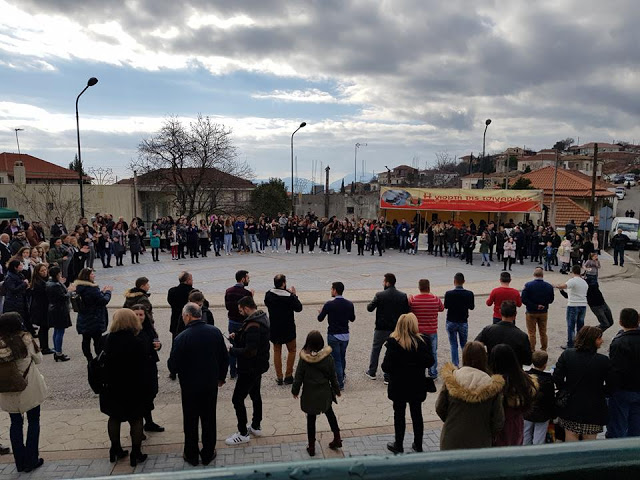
[291,331,343,457]
[523,350,555,445]
[544,241,554,272]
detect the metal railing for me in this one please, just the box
[88,438,640,480]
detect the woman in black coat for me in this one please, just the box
[29,264,52,354]
[130,305,164,433]
[46,266,73,362]
[100,309,150,467]
[3,259,34,335]
[382,313,435,454]
[553,326,612,442]
[74,268,113,362]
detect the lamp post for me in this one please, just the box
[75,76,98,219]
[290,122,306,216]
[481,118,491,189]
[354,142,367,191]
[14,128,24,155]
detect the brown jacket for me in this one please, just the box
[436,363,505,450]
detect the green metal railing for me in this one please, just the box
[90,438,640,479]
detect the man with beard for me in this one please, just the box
[224,270,254,379]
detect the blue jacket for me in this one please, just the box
[168,320,229,393]
[75,280,112,335]
[521,278,555,313]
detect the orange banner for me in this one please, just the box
[380,187,543,213]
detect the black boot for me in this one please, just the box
[130,448,147,467]
[109,447,129,462]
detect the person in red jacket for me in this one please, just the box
[408,279,443,378]
[486,272,522,325]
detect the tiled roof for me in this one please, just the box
[117,168,255,189]
[0,152,86,180]
[547,196,598,227]
[572,142,620,150]
[513,166,614,197]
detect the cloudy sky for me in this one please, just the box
[1,0,640,186]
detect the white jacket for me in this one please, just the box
[0,333,48,414]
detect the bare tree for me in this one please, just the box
[13,182,80,229]
[87,167,114,185]
[434,151,458,173]
[133,115,254,219]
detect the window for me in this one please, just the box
[346,207,354,214]
[0,198,6,208]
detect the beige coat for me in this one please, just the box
[0,333,48,414]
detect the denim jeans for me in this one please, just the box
[228,320,243,378]
[328,335,349,389]
[399,236,407,251]
[53,328,65,353]
[271,238,279,252]
[448,242,457,256]
[224,234,233,254]
[422,333,438,377]
[213,238,222,254]
[9,406,40,471]
[606,390,640,438]
[566,306,586,348]
[367,329,392,380]
[236,233,246,250]
[446,322,468,367]
[249,234,260,253]
[523,420,548,445]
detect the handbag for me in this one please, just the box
[425,376,437,393]
[555,354,595,410]
[0,359,32,393]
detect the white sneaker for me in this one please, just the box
[225,432,251,445]
[247,425,263,437]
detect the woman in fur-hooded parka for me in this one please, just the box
[436,363,505,450]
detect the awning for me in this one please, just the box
[380,187,543,213]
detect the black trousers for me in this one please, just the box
[307,406,340,445]
[393,400,423,450]
[357,242,365,255]
[81,332,103,361]
[182,389,218,462]
[38,326,50,351]
[232,372,262,435]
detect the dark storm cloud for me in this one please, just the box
[12,0,640,136]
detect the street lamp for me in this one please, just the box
[481,118,491,189]
[354,142,367,191]
[14,128,24,155]
[290,121,306,215]
[75,76,98,218]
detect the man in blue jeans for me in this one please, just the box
[555,265,588,349]
[317,281,356,390]
[443,272,475,366]
[606,308,640,438]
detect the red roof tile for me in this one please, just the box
[0,152,86,180]
[117,168,254,189]
[513,166,614,197]
[546,196,597,227]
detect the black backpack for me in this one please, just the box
[70,292,84,313]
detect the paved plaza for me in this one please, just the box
[0,247,637,479]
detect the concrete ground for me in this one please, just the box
[0,246,637,479]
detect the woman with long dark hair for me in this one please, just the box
[553,326,612,441]
[291,330,342,457]
[489,344,537,446]
[0,312,47,473]
[100,309,150,466]
[382,313,435,454]
[45,266,72,362]
[436,341,505,450]
[3,259,32,334]
[28,264,52,355]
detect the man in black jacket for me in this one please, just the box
[476,301,532,366]
[224,270,254,379]
[610,228,630,267]
[606,308,640,438]
[168,303,228,466]
[167,272,194,341]
[366,273,409,383]
[226,296,270,446]
[264,274,302,386]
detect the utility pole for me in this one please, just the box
[551,150,559,228]
[324,166,330,218]
[589,143,598,219]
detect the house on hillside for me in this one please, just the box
[0,152,90,185]
[511,166,616,228]
[569,142,621,156]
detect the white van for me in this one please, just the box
[610,217,639,249]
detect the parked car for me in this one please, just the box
[624,174,636,187]
[615,187,626,200]
[613,175,625,184]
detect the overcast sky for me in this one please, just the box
[1,0,640,185]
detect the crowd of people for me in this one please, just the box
[0,211,637,473]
